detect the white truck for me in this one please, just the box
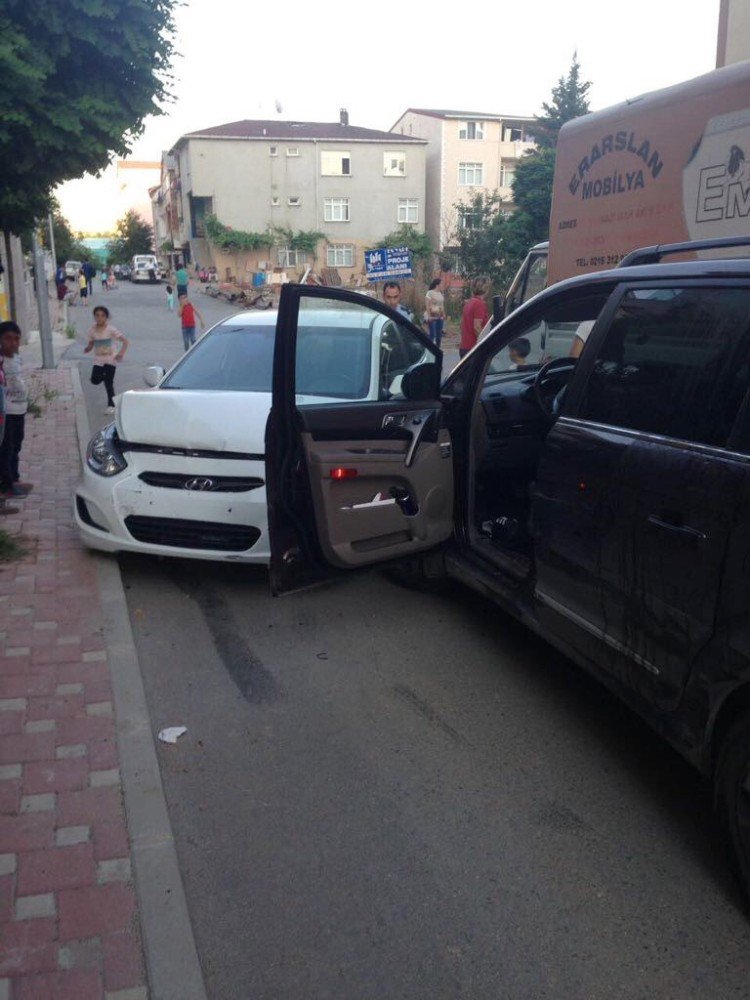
[499,58,750,317]
[130,254,162,283]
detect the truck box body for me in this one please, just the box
[547,60,750,286]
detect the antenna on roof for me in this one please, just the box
[340,108,349,126]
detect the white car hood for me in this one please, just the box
[116,390,272,454]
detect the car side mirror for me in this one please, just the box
[401,361,441,400]
[143,365,165,388]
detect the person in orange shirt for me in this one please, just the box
[459,276,490,358]
[178,293,205,351]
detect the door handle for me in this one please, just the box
[646,514,707,544]
[404,410,437,468]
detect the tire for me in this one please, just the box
[715,712,750,904]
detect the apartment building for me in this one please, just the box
[390,109,536,252]
[154,114,427,279]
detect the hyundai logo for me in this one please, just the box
[184,477,215,491]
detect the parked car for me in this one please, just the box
[74,303,428,563]
[130,254,161,283]
[64,260,82,278]
[263,237,750,903]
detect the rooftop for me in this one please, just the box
[393,108,537,125]
[179,120,426,144]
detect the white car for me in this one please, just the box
[130,255,162,283]
[65,260,82,278]
[74,299,433,564]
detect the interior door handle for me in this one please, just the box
[404,410,437,468]
[646,514,707,544]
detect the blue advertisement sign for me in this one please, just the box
[364,246,413,282]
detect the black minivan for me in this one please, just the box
[265,238,750,903]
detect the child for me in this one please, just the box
[84,306,129,412]
[78,270,88,307]
[165,284,175,311]
[0,321,31,500]
[177,292,205,351]
[100,268,108,291]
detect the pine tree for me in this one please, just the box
[530,53,592,149]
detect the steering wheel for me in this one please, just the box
[532,357,578,418]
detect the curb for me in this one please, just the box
[70,365,208,1000]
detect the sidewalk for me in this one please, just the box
[0,339,205,999]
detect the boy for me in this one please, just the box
[0,321,32,501]
[178,293,205,351]
[84,306,129,412]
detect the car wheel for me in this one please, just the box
[715,712,750,903]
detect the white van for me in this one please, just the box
[130,255,161,283]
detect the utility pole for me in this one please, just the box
[47,212,57,275]
[32,228,55,368]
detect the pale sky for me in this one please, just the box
[57,0,722,232]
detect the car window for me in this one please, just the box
[579,286,750,448]
[485,292,610,379]
[378,319,427,397]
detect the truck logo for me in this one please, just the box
[684,111,750,236]
[568,131,664,199]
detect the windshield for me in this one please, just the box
[161,321,373,398]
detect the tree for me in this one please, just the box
[529,53,591,150]
[107,211,154,263]
[0,0,177,235]
[376,224,433,276]
[452,193,508,283]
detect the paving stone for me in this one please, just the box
[82,651,107,663]
[24,720,56,735]
[0,765,22,780]
[57,936,102,970]
[55,744,86,760]
[32,622,57,631]
[97,858,131,884]
[56,684,84,696]
[56,826,90,847]
[86,701,113,717]
[106,987,148,1000]
[58,883,136,941]
[0,854,16,876]
[90,769,120,788]
[15,893,56,920]
[17,844,95,894]
[0,699,26,712]
[20,794,55,814]
[13,969,103,999]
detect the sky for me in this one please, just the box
[57,0,723,233]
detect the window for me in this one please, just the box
[288,196,301,207]
[499,162,515,188]
[503,126,524,142]
[270,196,280,207]
[269,146,278,156]
[457,207,481,230]
[321,151,352,176]
[458,162,483,186]
[459,121,484,140]
[286,147,300,157]
[277,247,308,268]
[384,152,406,176]
[397,198,418,224]
[324,197,350,222]
[580,287,750,448]
[326,244,355,267]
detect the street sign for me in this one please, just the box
[364,246,413,282]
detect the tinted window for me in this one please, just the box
[161,320,374,399]
[580,287,750,447]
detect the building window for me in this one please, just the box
[458,162,483,186]
[324,197,350,222]
[459,121,484,140]
[277,247,308,268]
[269,146,278,156]
[286,147,300,157]
[321,151,352,176]
[327,244,355,267]
[502,126,524,142]
[270,196,280,207]
[384,152,406,176]
[458,207,481,230]
[288,196,301,207]
[499,162,515,188]
[397,198,419,224]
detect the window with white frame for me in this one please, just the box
[458,162,483,186]
[459,121,484,140]
[499,162,515,188]
[269,146,278,156]
[288,196,301,207]
[383,152,406,176]
[397,198,419,224]
[326,244,355,267]
[270,196,280,207]
[502,126,524,142]
[277,247,308,268]
[321,150,351,176]
[324,197,350,222]
[286,147,300,157]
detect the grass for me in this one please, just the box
[0,528,23,563]
[64,323,76,339]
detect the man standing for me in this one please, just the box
[175,262,189,298]
[459,276,490,358]
[382,281,413,322]
[82,260,95,296]
[0,321,31,501]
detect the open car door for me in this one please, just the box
[265,285,454,595]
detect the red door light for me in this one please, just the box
[329,467,359,480]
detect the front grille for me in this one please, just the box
[138,472,264,492]
[124,516,260,552]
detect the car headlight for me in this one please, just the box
[86,423,127,477]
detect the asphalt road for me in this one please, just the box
[68,281,750,999]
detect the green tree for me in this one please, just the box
[376,224,433,279]
[107,210,154,263]
[529,53,591,150]
[453,193,508,283]
[0,0,177,235]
